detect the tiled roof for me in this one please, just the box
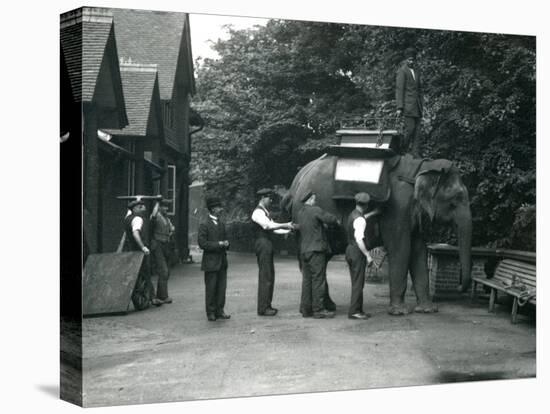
[106,63,161,137]
[112,8,190,100]
[60,8,113,102]
[60,7,127,128]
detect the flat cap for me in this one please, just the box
[354,192,370,205]
[206,196,222,210]
[300,190,314,203]
[256,188,273,197]
[159,198,172,207]
[128,199,145,209]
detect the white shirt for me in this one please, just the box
[131,216,144,232]
[251,207,291,235]
[353,216,367,244]
[409,68,416,81]
[209,214,219,225]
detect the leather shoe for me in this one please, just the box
[268,307,278,313]
[348,312,370,320]
[313,309,335,319]
[216,312,231,319]
[259,308,277,316]
[151,298,163,306]
[207,314,217,321]
[325,303,337,312]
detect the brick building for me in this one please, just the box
[111,8,196,261]
[60,7,196,260]
[60,7,129,257]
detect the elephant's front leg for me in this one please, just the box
[385,232,412,316]
[409,234,438,313]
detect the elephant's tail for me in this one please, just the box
[280,191,293,217]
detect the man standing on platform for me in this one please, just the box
[251,188,295,316]
[198,196,231,322]
[396,47,423,156]
[296,191,339,319]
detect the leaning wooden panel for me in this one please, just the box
[83,252,144,315]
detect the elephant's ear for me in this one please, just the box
[414,172,438,221]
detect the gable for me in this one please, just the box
[60,7,127,128]
[112,8,187,101]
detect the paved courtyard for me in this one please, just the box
[76,252,536,407]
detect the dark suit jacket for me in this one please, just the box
[296,205,339,254]
[198,217,228,272]
[396,63,423,117]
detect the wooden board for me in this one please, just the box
[83,252,144,316]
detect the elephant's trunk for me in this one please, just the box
[455,204,472,292]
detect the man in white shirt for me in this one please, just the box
[124,199,163,309]
[251,188,294,316]
[396,47,423,156]
[345,192,379,320]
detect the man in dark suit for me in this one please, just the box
[198,196,231,322]
[396,47,423,156]
[296,191,340,319]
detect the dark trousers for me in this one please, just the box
[300,251,328,314]
[152,240,170,300]
[402,116,421,156]
[346,244,366,316]
[255,238,275,314]
[204,264,227,316]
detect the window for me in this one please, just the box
[127,141,136,195]
[166,164,176,215]
[127,160,136,196]
[163,102,173,129]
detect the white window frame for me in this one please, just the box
[127,141,136,195]
[166,164,176,215]
[127,160,136,196]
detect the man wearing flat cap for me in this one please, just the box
[198,196,231,321]
[396,46,423,156]
[345,192,380,320]
[150,198,176,304]
[251,188,295,316]
[296,191,340,319]
[125,199,163,309]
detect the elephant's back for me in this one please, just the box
[290,155,339,217]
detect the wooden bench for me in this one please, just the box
[471,258,536,323]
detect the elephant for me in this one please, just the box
[281,153,472,315]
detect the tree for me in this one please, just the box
[191,20,535,249]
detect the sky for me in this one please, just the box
[189,13,269,61]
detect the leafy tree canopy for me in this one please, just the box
[191,20,535,250]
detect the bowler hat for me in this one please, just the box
[256,188,273,197]
[300,190,315,203]
[354,192,370,205]
[404,47,417,58]
[206,196,222,210]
